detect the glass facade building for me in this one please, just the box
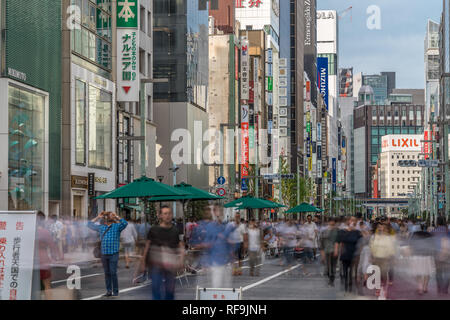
[71,0,112,71]
[153,0,209,109]
[363,74,389,105]
[8,85,46,210]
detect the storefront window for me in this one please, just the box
[75,80,86,165]
[88,85,112,169]
[8,85,45,211]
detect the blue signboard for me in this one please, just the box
[317,57,329,111]
[217,176,226,185]
[241,178,248,191]
[317,145,322,160]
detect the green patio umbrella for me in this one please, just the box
[94,176,189,199]
[148,182,224,232]
[286,202,321,214]
[258,198,286,208]
[149,182,223,201]
[224,195,274,209]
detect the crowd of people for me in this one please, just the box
[35,204,450,300]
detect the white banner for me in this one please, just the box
[0,211,36,300]
[241,38,250,100]
[117,29,140,101]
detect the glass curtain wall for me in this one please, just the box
[8,85,45,210]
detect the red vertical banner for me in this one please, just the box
[424,130,430,160]
[249,81,254,103]
[241,105,250,178]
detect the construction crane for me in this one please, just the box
[338,6,352,22]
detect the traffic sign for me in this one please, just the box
[418,159,439,167]
[241,179,248,191]
[217,176,226,185]
[217,188,226,197]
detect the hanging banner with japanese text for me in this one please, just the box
[241,38,250,100]
[0,211,36,300]
[241,105,250,180]
[117,0,140,102]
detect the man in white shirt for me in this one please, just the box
[228,213,248,276]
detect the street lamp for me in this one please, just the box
[169,165,179,218]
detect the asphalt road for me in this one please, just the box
[49,254,450,300]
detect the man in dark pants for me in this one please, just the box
[88,211,128,297]
[137,205,185,300]
[433,216,450,296]
[320,218,339,287]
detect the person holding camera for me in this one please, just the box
[88,211,128,297]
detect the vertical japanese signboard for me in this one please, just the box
[117,0,139,102]
[317,57,329,111]
[241,105,250,184]
[0,212,36,300]
[241,38,250,100]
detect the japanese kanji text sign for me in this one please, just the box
[0,212,36,300]
[117,0,140,102]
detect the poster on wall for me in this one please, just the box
[117,0,140,102]
[0,211,37,300]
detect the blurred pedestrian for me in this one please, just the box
[320,218,339,287]
[337,216,362,293]
[369,222,397,297]
[49,215,64,261]
[432,216,450,296]
[121,217,138,268]
[88,211,128,297]
[229,213,248,276]
[408,223,434,295]
[137,206,184,300]
[36,211,57,300]
[248,219,263,276]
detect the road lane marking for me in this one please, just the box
[241,264,301,292]
[83,273,196,300]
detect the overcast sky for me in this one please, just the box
[317,0,442,89]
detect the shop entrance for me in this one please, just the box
[73,195,84,219]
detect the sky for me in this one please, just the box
[317,0,442,89]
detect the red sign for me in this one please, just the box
[217,188,226,197]
[424,131,430,160]
[249,81,254,103]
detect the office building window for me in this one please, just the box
[71,0,112,70]
[140,6,146,32]
[75,80,86,165]
[88,85,112,169]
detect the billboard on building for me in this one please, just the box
[241,105,250,179]
[317,57,329,111]
[116,0,140,102]
[339,68,353,97]
[381,135,422,153]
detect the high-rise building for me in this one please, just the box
[439,0,450,216]
[290,0,305,175]
[61,0,118,219]
[379,134,423,215]
[362,72,396,106]
[317,9,339,193]
[153,0,209,194]
[353,85,424,198]
[0,0,61,215]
